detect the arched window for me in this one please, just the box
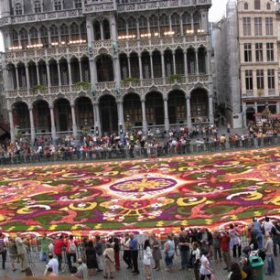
[117,18,126,37]
[30,27,38,45]
[20,28,28,48]
[40,26,48,46]
[15,3,23,15]
[139,16,148,38]
[160,14,169,36]
[127,17,136,37]
[182,12,192,34]
[80,22,87,41]
[193,11,201,32]
[50,25,59,44]
[70,22,80,42]
[244,2,249,10]
[171,13,181,35]
[103,19,110,40]
[254,0,260,10]
[12,30,19,46]
[94,21,101,40]
[149,15,158,37]
[267,2,271,10]
[60,24,69,44]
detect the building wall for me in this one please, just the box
[0,0,214,142]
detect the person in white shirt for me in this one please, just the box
[46,253,59,276]
[263,217,275,235]
[143,239,152,280]
[199,248,213,280]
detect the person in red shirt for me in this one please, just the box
[218,230,231,272]
[54,235,66,271]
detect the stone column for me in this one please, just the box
[173,51,176,74]
[138,55,143,80]
[195,48,199,75]
[119,101,124,125]
[163,97,169,132]
[89,58,97,84]
[161,53,165,78]
[184,50,188,77]
[57,63,61,86]
[128,56,131,78]
[208,93,214,124]
[68,62,72,85]
[71,104,77,137]
[141,98,147,133]
[242,102,247,128]
[46,63,51,89]
[50,106,56,141]
[100,22,104,40]
[150,53,154,79]
[79,60,83,82]
[186,96,192,128]
[95,102,101,133]
[29,107,35,143]
[36,63,40,85]
[25,64,30,90]
[15,66,20,90]
[8,109,15,142]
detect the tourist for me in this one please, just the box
[72,258,88,280]
[199,248,214,280]
[191,241,201,280]
[262,217,275,236]
[197,228,213,259]
[164,234,175,272]
[212,229,222,264]
[129,232,139,275]
[46,253,59,276]
[218,229,231,272]
[66,235,77,271]
[85,240,98,276]
[53,235,65,271]
[248,224,258,250]
[0,232,7,270]
[264,233,275,275]
[95,235,104,272]
[271,221,280,256]
[229,224,241,258]
[240,257,253,280]
[113,236,121,270]
[7,236,18,271]
[252,217,263,249]
[228,262,242,280]
[15,233,28,272]
[150,233,162,271]
[103,243,115,279]
[121,233,132,269]
[38,233,53,262]
[143,239,152,280]
[178,230,190,270]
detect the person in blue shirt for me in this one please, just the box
[129,233,139,275]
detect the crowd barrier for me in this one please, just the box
[1,135,280,166]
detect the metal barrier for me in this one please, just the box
[1,135,280,166]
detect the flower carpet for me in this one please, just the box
[1,147,280,235]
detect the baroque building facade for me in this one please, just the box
[0,0,213,142]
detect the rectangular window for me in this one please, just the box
[54,0,62,11]
[256,69,264,89]
[75,0,82,8]
[268,69,275,89]
[243,17,251,36]
[267,43,274,61]
[34,1,41,13]
[254,17,262,36]
[245,70,253,90]
[244,43,252,62]
[255,43,263,62]
[265,17,273,35]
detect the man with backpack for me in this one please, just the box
[66,235,77,271]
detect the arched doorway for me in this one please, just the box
[190,89,208,123]
[99,95,118,134]
[168,90,186,124]
[246,107,255,123]
[54,98,71,132]
[75,97,94,130]
[33,100,51,133]
[123,93,142,129]
[13,102,30,134]
[146,92,164,125]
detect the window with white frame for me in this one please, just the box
[266,43,274,61]
[267,69,275,89]
[254,17,262,36]
[243,17,251,36]
[255,43,263,62]
[54,0,63,11]
[265,17,273,36]
[34,1,42,13]
[15,3,23,15]
[245,70,253,90]
[256,69,264,89]
[244,43,252,62]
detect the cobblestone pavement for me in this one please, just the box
[0,249,279,280]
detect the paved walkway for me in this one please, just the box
[0,249,279,280]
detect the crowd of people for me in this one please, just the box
[0,216,279,279]
[0,120,280,165]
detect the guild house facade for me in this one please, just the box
[0,0,213,142]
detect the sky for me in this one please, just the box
[0,0,227,52]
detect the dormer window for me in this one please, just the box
[267,2,271,10]
[75,0,82,8]
[254,0,260,10]
[15,3,23,15]
[244,2,248,10]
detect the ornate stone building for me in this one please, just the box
[0,0,213,142]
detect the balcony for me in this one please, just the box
[84,1,117,13]
[0,10,83,27]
